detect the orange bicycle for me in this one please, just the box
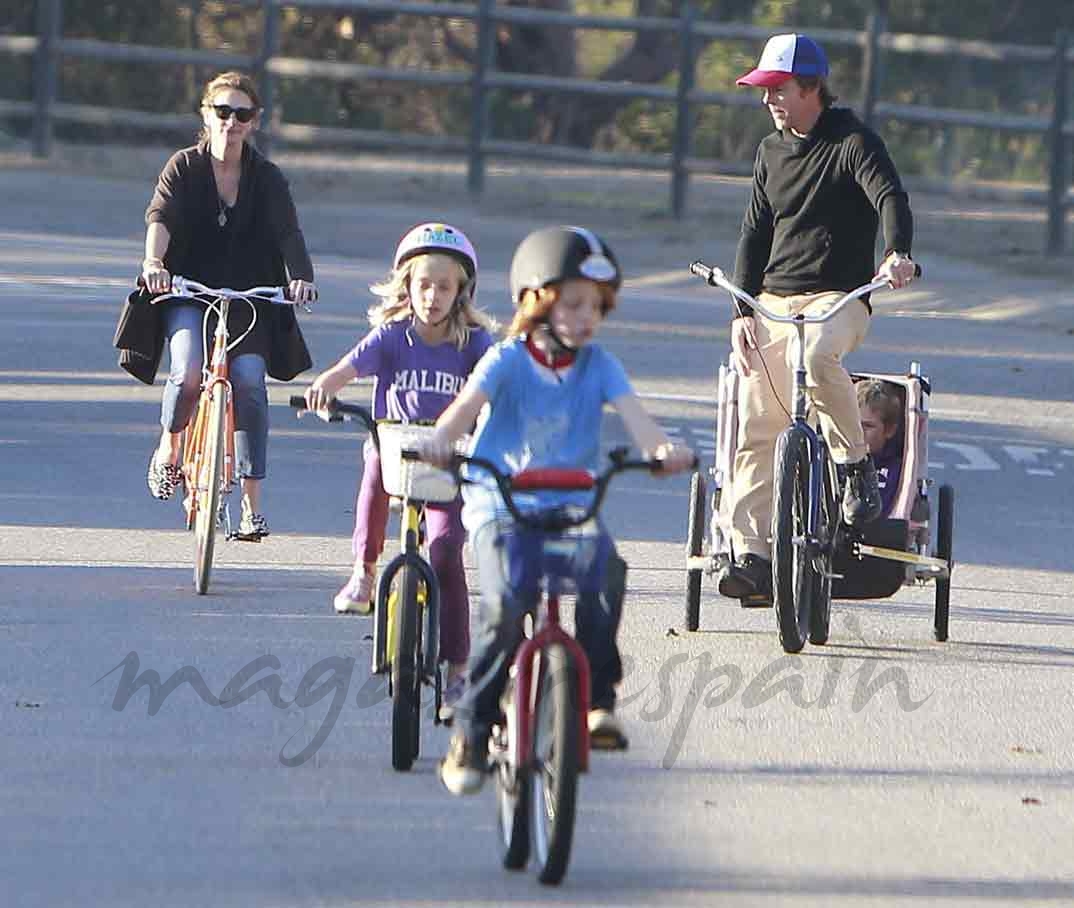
[152,276,301,594]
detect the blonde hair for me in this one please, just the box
[197,71,262,144]
[368,253,498,350]
[507,282,617,338]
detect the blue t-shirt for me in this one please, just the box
[347,319,493,421]
[461,338,633,533]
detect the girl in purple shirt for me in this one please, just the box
[304,224,496,700]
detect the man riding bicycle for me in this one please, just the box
[719,33,918,605]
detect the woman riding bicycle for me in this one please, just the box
[134,70,317,540]
[417,226,695,795]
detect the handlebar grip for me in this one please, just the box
[289,395,308,410]
[689,260,713,281]
[401,448,421,461]
[913,263,923,278]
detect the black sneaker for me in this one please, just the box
[717,554,772,606]
[842,455,882,526]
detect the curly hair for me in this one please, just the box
[367,253,498,350]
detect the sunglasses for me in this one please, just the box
[211,104,258,124]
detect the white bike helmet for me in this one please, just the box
[393,222,478,280]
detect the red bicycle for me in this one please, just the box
[411,447,682,885]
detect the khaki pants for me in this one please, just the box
[730,291,870,559]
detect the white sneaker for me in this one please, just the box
[333,569,376,615]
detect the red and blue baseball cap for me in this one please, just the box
[736,33,830,88]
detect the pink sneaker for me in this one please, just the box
[333,568,376,615]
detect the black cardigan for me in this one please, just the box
[115,140,313,383]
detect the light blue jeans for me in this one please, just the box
[160,303,269,480]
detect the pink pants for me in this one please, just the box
[352,444,470,664]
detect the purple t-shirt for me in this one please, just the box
[347,319,494,421]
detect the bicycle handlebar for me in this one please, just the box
[402,447,697,532]
[150,275,302,307]
[688,260,921,325]
[288,395,380,449]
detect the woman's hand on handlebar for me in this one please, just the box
[289,279,317,307]
[877,251,916,289]
[142,258,171,296]
[731,315,759,377]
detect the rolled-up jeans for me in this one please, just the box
[455,518,627,743]
[160,303,269,480]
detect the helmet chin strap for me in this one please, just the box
[541,321,578,354]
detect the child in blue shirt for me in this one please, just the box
[417,226,695,795]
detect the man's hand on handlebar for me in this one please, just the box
[288,279,318,307]
[731,315,759,377]
[877,251,916,289]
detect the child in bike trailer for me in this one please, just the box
[304,223,497,707]
[416,226,695,796]
[857,378,904,518]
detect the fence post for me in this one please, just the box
[468,0,494,197]
[1046,30,1070,257]
[670,0,695,220]
[32,0,62,158]
[861,0,887,127]
[257,0,279,155]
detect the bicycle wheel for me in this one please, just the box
[772,428,813,654]
[685,470,706,631]
[530,644,579,886]
[391,564,422,771]
[933,484,955,642]
[496,678,530,870]
[194,383,226,595]
[808,450,837,646]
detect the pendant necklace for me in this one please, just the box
[217,196,229,227]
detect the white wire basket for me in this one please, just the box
[377,422,465,503]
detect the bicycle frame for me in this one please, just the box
[512,581,594,773]
[182,296,237,532]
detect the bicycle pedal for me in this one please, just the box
[739,593,772,609]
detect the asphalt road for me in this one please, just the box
[2,181,1074,907]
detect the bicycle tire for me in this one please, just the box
[194,383,226,595]
[772,428,813,653]
[933,484,955,642]
[685,470,706,632]
[530,644,579,886]
[808,449,837,646]
[496,679,530,870]
[391,564,422,771]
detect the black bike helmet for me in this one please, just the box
[509,225,621,306]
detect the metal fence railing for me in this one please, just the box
[2,0,1072,253]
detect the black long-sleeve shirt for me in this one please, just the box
[732,106,912,317]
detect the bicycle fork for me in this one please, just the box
[512,595,592,775]
[372,508,441,684]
